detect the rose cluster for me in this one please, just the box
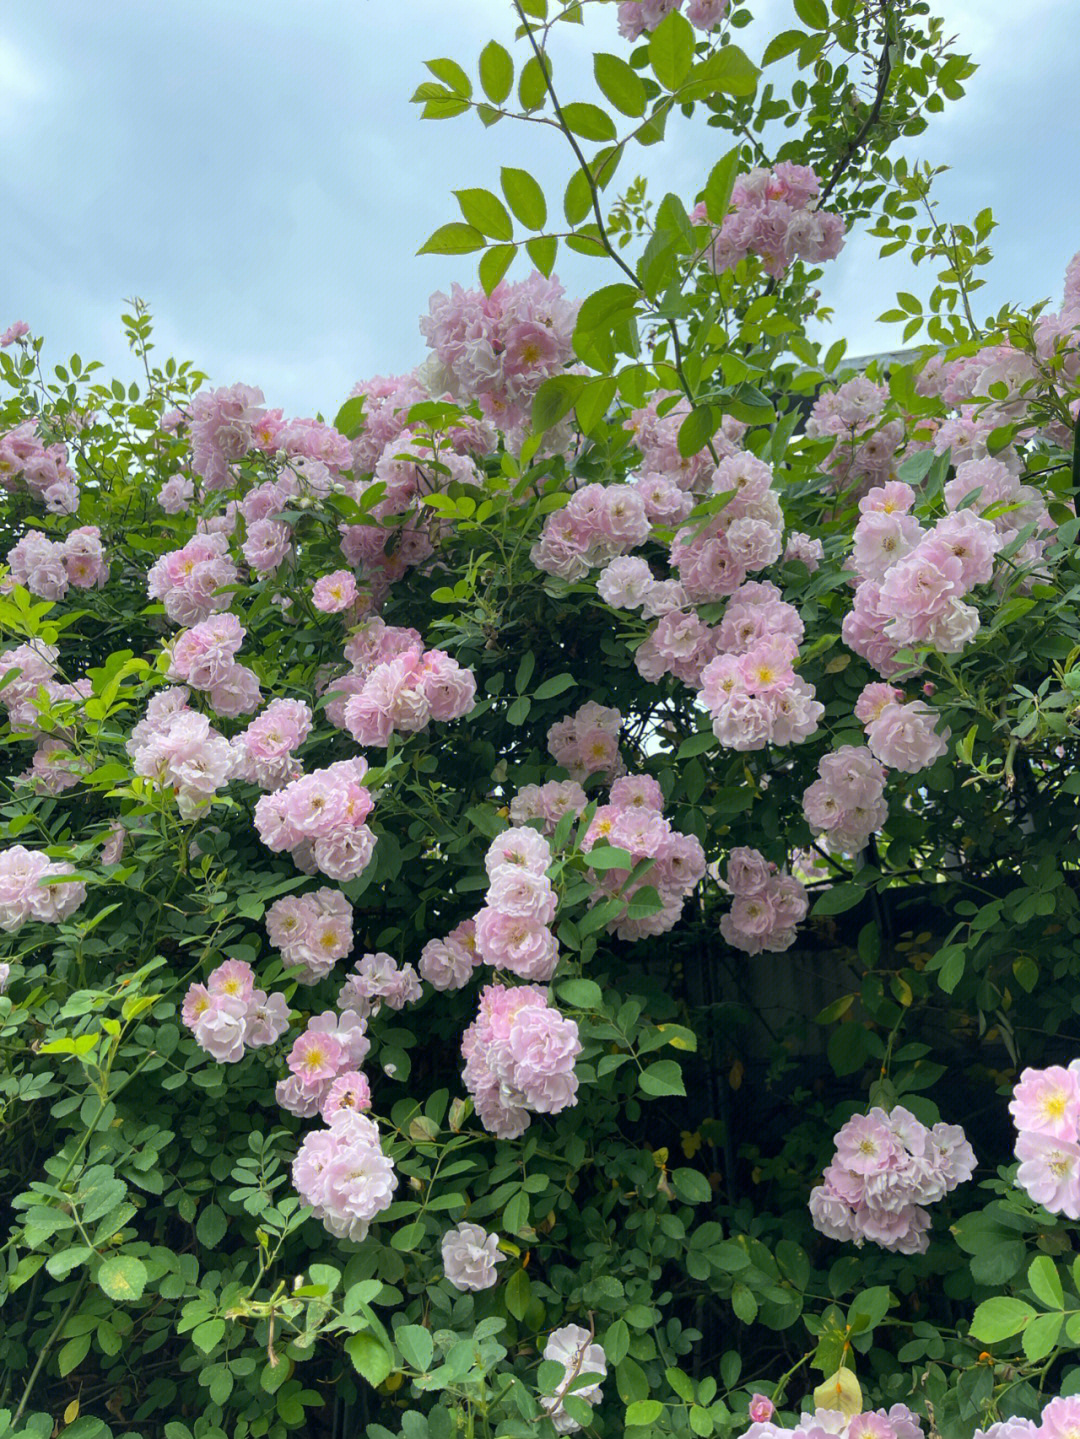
[418,270,579,438]
[229,697,312,790]
[128,687,232,816]
[855,683,950,776]
[720,846,808,954]
[265,887,355,985]
[970,1397,1080,1438]
[5,525,107,600]
[808,1106,976,1253]
[338,951,423,1018]
[180,960,290,1063]
[547,701,625,782]
[699,633,824,752]
[802,745,888,855]
[419,917,481,991]
[291,1109,396,1243]
[0,844,87,933]
[341,643,476,747]
[1009,1063,1080,1218]
[843,480,1005,675]
[277,1009,372,1119]
[583,774,707,940]
[617,0,728,40]
[530,482,650,581]
[540,1323,608,1435]
[474,826,558,981]
[745,1403,925,1439]
[461,983,581,1138]
[1,640,90,734]
[147,533,239,626]
[691,163,846,280]
[668,453,786,603]
[0,419,79,513]
[634,578,800,689]
[253,757,377,881]
[806,375,899,495]
[167,613,261,718]
[509,780,589,833]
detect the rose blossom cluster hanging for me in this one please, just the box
[265,887,355,985]
[461,983,581,1138]
[1009,1063,1080,1218]
[181,959,290,1062]
[253,757,377,881]
[809,1106,976,1253]
[719,846,808,954]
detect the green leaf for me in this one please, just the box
[703,149,740,225]
[46,1245,94,1279]
[396,1323,434,1372]
[192,1318,226,1353]
[605,1318,630,1365]
[196,1202,227,1249]
[811,883,865,916]
[515,652,536,694]
[616,1355,650,1405]
[58,1331,92,1377]
[479,41,514,103]
[677,730,716,759]
[970,1296,1037,1343]
[534,672,578,700]
[479,244,517,294]
[519,53,551,111]
[586,844,634,870]
[761,29,805,64]
[418,223,486,256]
[558,978,603,1010]
[532,374,585,433]
[794,0,829,28]
[527,235,558,276]
[594,53,647,116]
[334,395,367,440]
[576,376,617,435]
[626,1400,664,1425]
[1028,1255,1064,1310]
[425,57,472,96]
[677,405,715,458]
[98,1254,148,1302]
[1022,1310,1062,1363]
[346,1331,394,1387]
[684,46,760,99]
[391,1220,426,1251]
[649,10,695,89]
[672,1168,712,1203]
[640,1060,686,1097]
[455,189,513,241]
[504,1190,530,1234]
[501,167,548,230]
[507,695,532,726]
[564,168,593,226]
[506,1267,532,1321]
[560,102,618,141]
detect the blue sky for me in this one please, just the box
[3,0,1076,418]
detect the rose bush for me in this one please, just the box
[3,2,1080,1438]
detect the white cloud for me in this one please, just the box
[0,33,48,132]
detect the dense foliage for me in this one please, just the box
[3,3,1080,1439]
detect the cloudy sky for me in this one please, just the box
[3,0,1075,417]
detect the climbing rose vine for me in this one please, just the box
[3,3,1080,1439]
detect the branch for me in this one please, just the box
[819,1,895,206]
